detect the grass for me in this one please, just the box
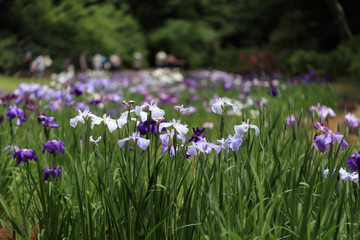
[0,75,50,92]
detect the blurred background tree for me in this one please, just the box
[0,0,359,77]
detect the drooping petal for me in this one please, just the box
[117,138,130,149]
[136,137,150,150]
[250,124,260,137]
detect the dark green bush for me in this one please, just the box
[149,19,217,68]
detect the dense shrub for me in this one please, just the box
[149,19,217,68]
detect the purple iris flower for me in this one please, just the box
[90,99,102,105]
[42,140,65,154]
[188,127,206,143]
[70,87,83,96]
[268,83,278,97]
[309,103,336,120]
[138,119,166,136]
[13,148,38,164]
[1,93,17,102]
[286,115,295,126]
[313,122,329,133]
[313,124,348,152]
[6,105,26,125]
[344,113,360,128]
[38,115,60,128]
[42,167,62,182]
[347,151,360,172]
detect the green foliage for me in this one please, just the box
[149,19,217,68]
[0,35,22,72]
[287,49,329,75]
[0,0,147,72]
[329,36,360,77]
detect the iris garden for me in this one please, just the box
[0,69,359,239]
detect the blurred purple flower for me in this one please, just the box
[42,167,62,181]
[313,123,348,152]
[268,83,278,97]
[70,87,83,96]
[344,113,360,128]
[90,99,102,105]
[38,115,60,128]
[286,115,295,126]
[1,93,17,102]
[13,148,38,164]
[6,105,26,125]
[309,103,336,120]
[42,139,65,154]
[347,151,360,172]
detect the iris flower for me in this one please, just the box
[313,123,348,152]
[138,118,166,136]
[211,97,238,115]
[133,105,148,122]
[38,115,60,128]
[148,101,165,120]
[323,167,359,183]
[286,114,295,126]
[6,105,26,125]
[175,105,189,116]
[70,110,94,128]
[344,113,360,128]
[347,151,360,172]
[187,139,221,157]
[117,132,150,150]
[42,140,65,154]
[90,136,102,146]
[13,148,38,164]
[91,114,118,133]
[309,103,336,120]
[117,111,129,128]
[159,119,189,136]
[234,120,260,138]
[42,167,62,182]
[188,127,206,143]
[225,134,243,151]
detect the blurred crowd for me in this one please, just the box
[20,50,181,79]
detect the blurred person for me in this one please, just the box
[63,52,74,72]
[133,52,142,71]
[32,53,46,78]
[44,55,52,76]
[22,51,32,77]
[110,52,122,71]
[167,54,178,68]
[103,55,111,71]
[155,50,167,68]
[92,53,103,70]
[79,51,87,72]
